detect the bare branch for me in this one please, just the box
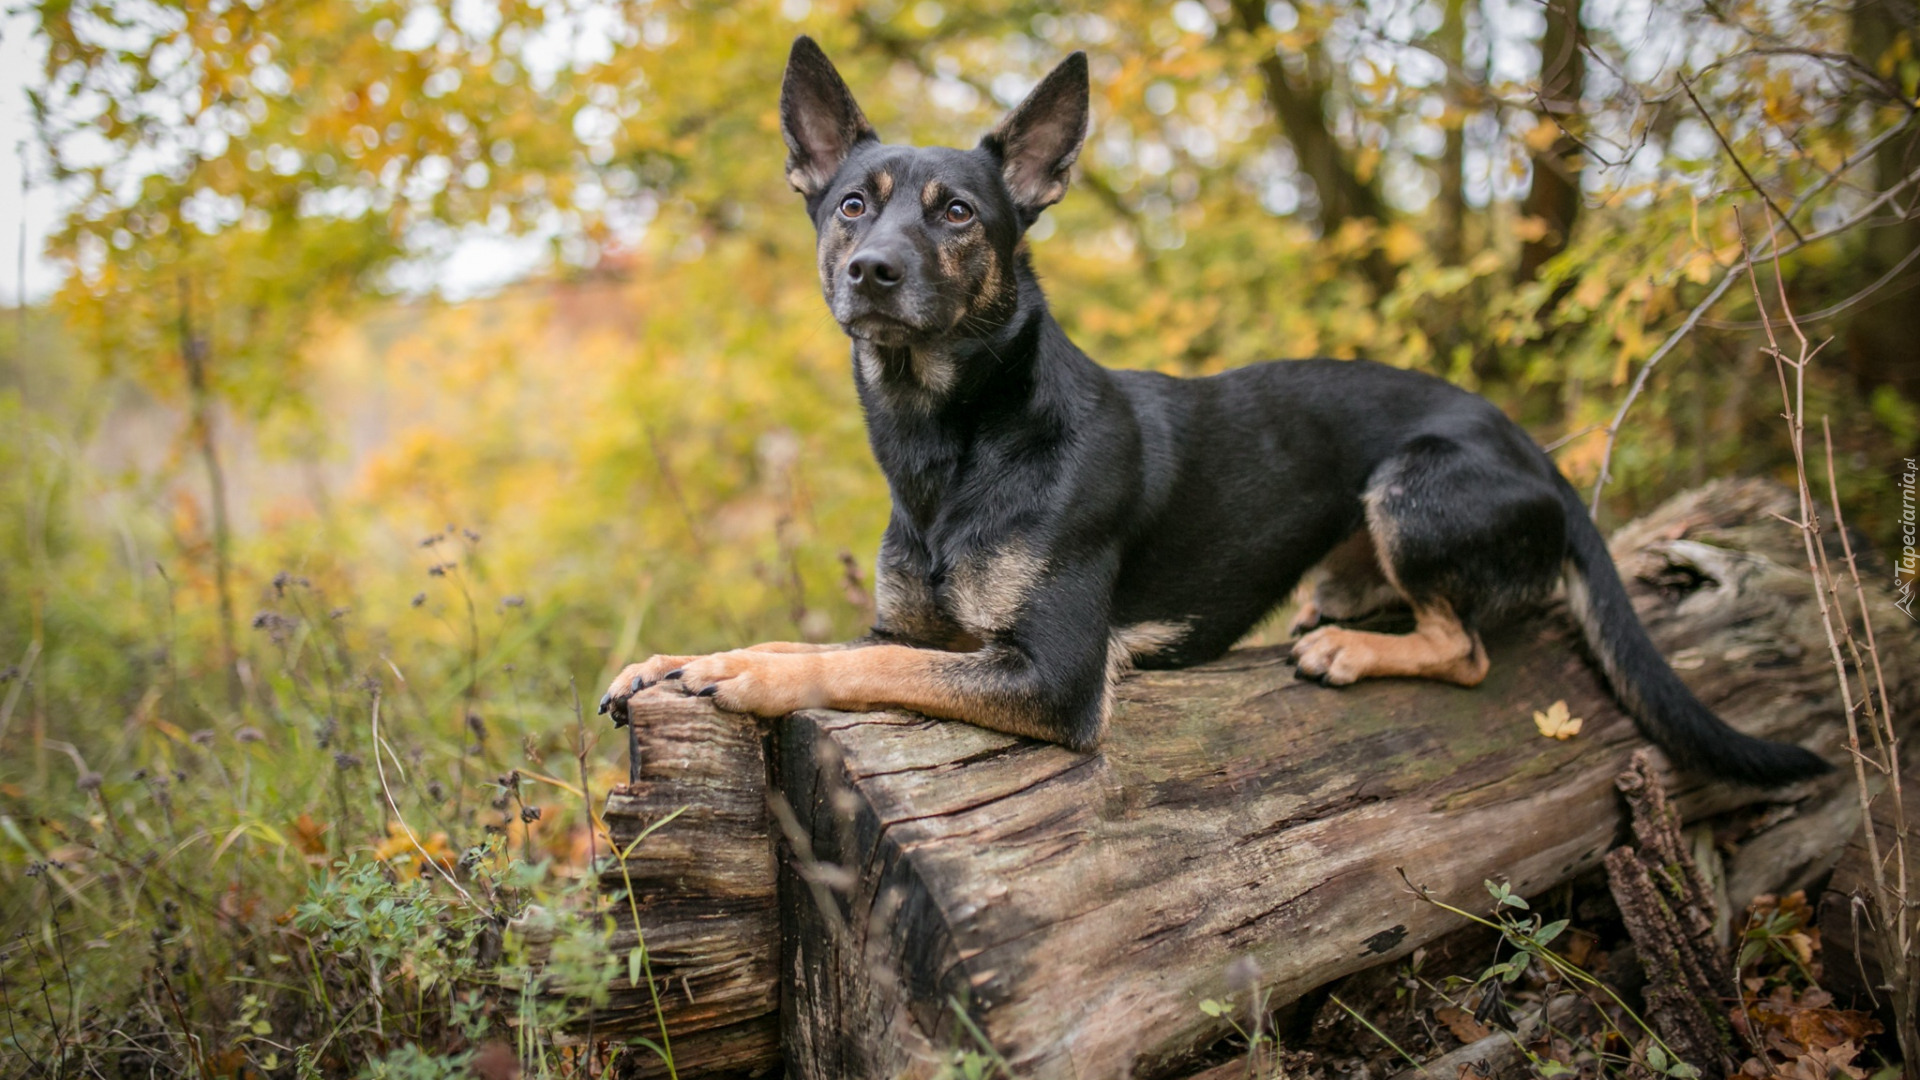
[1586,137,1920,516]
[1677,74,1804,244]
[1701,242,1920,329]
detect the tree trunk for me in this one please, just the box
[176,274,241,709]
[1516,0,1585,282]
[1435,0,1471,267]
[1226,0,1394,294]
[591,479,1919,1079]
[1840,0,1920,406]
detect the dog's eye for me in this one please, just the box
[839,194,866,219]
[944,200,974,225]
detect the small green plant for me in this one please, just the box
[928,996,1018,1080]
[1199,986,1289,1078]
[1402,873,1703,1080]
[357,1044,477,1080]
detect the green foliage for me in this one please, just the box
[357,1044,475,1080]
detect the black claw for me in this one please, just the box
[664,668,684,681]
[630,676,644,694]
[696,685,718,697]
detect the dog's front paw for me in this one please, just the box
[673,651,826,717]
[1290,626,1374,687]
[599,655,697,726]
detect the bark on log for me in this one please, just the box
[1604,750,1738,1075]
[589,479,1919,1080]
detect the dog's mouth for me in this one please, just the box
[840,312,928,347]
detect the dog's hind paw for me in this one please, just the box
[1291,626,1369,686]
[1286,597,1324,637]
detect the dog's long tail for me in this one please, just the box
[1556,476,1831,786]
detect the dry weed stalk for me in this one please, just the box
[1741,211,1915,1069]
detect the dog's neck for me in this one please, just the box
[851,260,1100,529]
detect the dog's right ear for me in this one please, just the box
[780,37,875,199]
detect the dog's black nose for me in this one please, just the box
[847,248,903,290]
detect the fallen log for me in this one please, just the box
[1817,731,1920,1023]
[591,479,1919,1080]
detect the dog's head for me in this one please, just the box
[779,36,1087,350]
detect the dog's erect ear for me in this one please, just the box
[780,37,875,199]
[981,52,1090,219]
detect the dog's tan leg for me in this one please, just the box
[1290,603,1489,687]
[665,645,1067,742]
[1288,529,1405,636]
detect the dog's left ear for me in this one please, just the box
[981,52,1090,221]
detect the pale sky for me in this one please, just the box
[1,10,61,306]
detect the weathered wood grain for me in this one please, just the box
[595,699,780,1078]
[776,480,1918,1079]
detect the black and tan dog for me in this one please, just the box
[601,38,1829,786]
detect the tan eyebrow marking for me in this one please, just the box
[922,178,945,209]
[873,171,893,200]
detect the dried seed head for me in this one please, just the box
[1225,955,1261,997]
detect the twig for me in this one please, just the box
[1331,993,1432,1076]
[369,691,480,909]
[1743,215,1918,1067]
[1587,152,1920,516]
[572,676,599,1075]
[1677,75,1804,244]
[1821,416,1907,944]
[1544,422,1607,453]
[606,813,684,1080]
[1701,242,1920,329]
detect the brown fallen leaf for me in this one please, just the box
[1434,1005,1492,1044]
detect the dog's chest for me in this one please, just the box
[875,537,1046,645]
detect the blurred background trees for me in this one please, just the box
[0,0,1914,1073]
